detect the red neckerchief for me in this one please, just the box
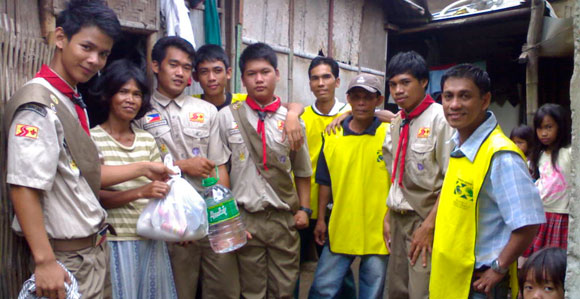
[245,96,282,171]
[392,94,435,187]
[35,64,90,135]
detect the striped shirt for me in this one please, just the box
[91,125,161,240]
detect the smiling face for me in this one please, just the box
[347,88,383,121]
[194,59,231,97]
[309,64,340,103]
[53,25,114,86]
[109,79,143,122]
[442,77,490,143]
[241,58,279,104]
[153,46,193,99]
[388,72,428,112]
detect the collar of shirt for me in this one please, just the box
[340,115,382,136]
[311,98,347,116]
[450,111,496,161]
[153,89,188,108]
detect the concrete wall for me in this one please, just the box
[239,0,387,105]
[566,1,579,297]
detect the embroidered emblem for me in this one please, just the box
[145,113,162,123]
[277,120,284,131]
[357,76,365,83]
[232,121,238,129]
[50,94,59,104]
[143,119,168,130]
[15,124,39,139]
[454,178,473,202]
[190,112,205,123]
[50,103,57,112]
[70,159,79,171]
[239,152,246,161]
[232,101,243,110]
[160,144,168,153]
[417,127,431,138]
[417,163,424,171]
[376,150,384,163]
[192,147,201,156]
[279,155,287,163]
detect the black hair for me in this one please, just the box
[194,44,230,71]
[56,0,121,42]
[530,103,571,179]
[510,124,534,156]
[90,59,151,122]
[308,56,339,78]
[519,247,567,296]
[239,42,277,74]
[441,64,491,95]
[385,51,429,82]
[152,36,196,64]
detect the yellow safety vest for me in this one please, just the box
[430,125,523,299]
[192,93,247,104]
[301,103,350,219]
[323,122,390,255]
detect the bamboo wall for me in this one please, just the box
[0,8,55,297]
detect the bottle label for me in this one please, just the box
[207,199,240,225]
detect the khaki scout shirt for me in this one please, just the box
[134,90,228,192]
[218,102,312,212]
[7,78,106,239]
[383,102,454,218]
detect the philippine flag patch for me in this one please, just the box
[146,113,162,123]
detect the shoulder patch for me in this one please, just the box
[15,124,39,139]
[17,103,47,117]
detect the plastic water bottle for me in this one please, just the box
[202,176,247,253]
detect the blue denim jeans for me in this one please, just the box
[308,244,388,299]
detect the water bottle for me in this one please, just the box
[202,176,247,253]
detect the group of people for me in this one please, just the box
[4,1,570,299]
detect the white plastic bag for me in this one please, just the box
[137,155,208,241]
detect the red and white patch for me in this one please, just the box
[277,120,284,131]
[190,112,205,123]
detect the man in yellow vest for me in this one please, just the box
[309,74,390,299]
[299,56,355,298]
[430,64,545,299]
[382,51,454,299]
[192,44,304,150]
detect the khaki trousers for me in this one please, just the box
[53,241,111,299]
[237,208,300,299]
[387,210,431,299]
[168,236,240,299]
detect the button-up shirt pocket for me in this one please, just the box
[227,133,248,167]
[183,127,210,157]
[408,139,436,186]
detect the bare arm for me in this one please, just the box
[216,164,230,189]
[99,181,170,209]
[281,102,305,151]
[409,197,439,267]
[101,162,173,188]
[473,224,540,294]
[314,184,332,246]
[293,176,311,229]
[10,185,70,299]
[375,110,396,123]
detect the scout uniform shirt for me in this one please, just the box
[7,77,106,239]
[134,90,228,191]
[301,99,350,220]
[218,102,312,212]
[383,103,453,218]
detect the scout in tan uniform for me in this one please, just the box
[5,1,171,298]
[217,42,312,299]
[382,51,454,299]
[133,36,236,299]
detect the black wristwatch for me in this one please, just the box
[299,206,313,217]
[491,259,509,275]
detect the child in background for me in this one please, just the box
[524,103,571,257]
[510,124,534,159]
[519,247,566,299]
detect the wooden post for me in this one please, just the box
[39,0,55,45]
[520,0,545,125]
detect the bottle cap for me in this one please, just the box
[202,177,218,187]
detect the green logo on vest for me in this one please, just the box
[207,199,240,225]
[376,150,384,163]
[454,178,473,201]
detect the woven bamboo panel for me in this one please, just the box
[0,12,54,298]
[54,0,159,31]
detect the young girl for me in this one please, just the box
[524,103,572,257]
[510,124,534,159]
[90,59,177,298]
[519,247,566,299]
